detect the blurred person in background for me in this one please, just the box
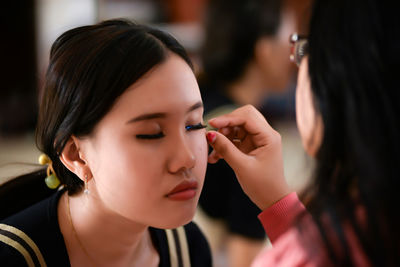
[196,0,298,266]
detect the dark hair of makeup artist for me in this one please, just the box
[0,19,193,219]
[300,0,400,266]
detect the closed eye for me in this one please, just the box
[136,132,165,139]
[185,123,207,131]
[136,123,205,139]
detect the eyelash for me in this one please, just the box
[136,123,206,140]
[185,123,207,131]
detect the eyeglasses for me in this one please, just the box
[289,33,308,67]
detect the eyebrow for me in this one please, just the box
[126,101,203,124]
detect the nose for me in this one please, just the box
[167,133,196,174]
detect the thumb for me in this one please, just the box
[207,131,246,169]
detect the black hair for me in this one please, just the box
[302,0,400,265]
[0,19,193,217]
[200,0,282,87]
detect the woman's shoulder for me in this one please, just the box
[0,189,69,266]
[0,221,49,266]
[1,188,62,233]
[0,242,29,266]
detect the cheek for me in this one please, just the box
[194,134,208,177]
[265,45,293,90]
[92,140,165,217]
[295,72,320,156]
[91,138,159,193]
[295,84,307,140]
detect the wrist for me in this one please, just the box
[258,186,291,211]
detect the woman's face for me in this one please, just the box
[295,57,323,156]
[259,8,297,91]
[81,54,208,228]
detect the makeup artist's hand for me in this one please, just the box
[206,105,290,210]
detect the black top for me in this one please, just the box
[199,83,266,240]
[0,189,212,267]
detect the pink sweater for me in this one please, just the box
[252,192,369,267]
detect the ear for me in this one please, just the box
[59,136,91,182]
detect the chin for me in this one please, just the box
[153,208,196,229]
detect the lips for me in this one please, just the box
[166,180,198,201]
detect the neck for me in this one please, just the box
[227,61,267,107]
[58,192,159,267]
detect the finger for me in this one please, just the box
[220,127,231,136]
[206,131,247,168]
[206,133,223,163]
[207,150,221,164]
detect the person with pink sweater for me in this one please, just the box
[205,0,400,265]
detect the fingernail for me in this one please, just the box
[206,132,216,143]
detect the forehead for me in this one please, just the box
[112,54,201,117]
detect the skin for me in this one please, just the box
[257,7,297,91]
[207,105,290,211]
[58,54,208,266]
[295,57,323,156]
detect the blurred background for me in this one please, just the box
[0,0,312,266]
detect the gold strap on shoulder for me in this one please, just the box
[165,227,191,267]
[0,223,47,267]
[0,234,35,267]
[176,226,190,267]
[165,229,178,267]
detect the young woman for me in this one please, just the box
[0,19,211,267]
[206,0,400,266]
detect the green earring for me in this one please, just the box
[39,153,61,189]
[45,173,60,189]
